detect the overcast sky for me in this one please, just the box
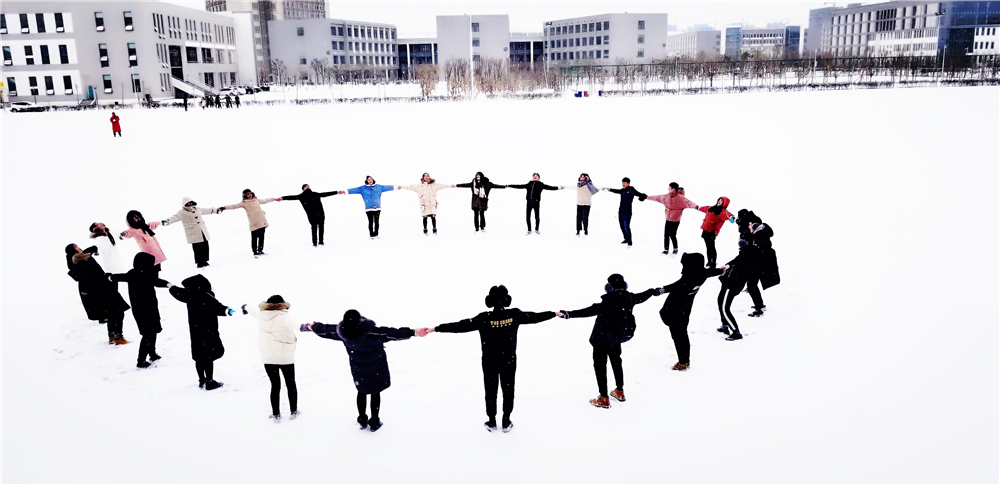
[169,1,831,37]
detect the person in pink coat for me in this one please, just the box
[647,182,700,256]
[119,210,166,272]
[697,196,734,269]
[110,112,122,137]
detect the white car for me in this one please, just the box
[9,101,48,112]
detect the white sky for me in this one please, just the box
[168,1,830,37]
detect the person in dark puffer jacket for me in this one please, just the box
[65,243,131,344]
[716,240,756,341]
[303,310,425,432]
[110,252,170,368]
[560,274,660,409]
[656,253,723,371]
[169,274,235,390]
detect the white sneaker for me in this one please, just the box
[534,230,540,235]
[526,231,531,236]
[269,414,281,423]
[289,410,301,420]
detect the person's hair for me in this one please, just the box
[622,177,631,183]
[266,295,285,304]
[89,222,98,233]
[532,173,540,178]
[669,182,680,190]
[302,184,309,190]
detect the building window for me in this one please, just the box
[63,75,73,94]
[2,46,11,66]
[604,35,609,43]
[638,35,645,44]
[7,77,16,96]
[41,45,50,64]
[300,57,307,64]
[55,13,64,32]
[128,43,137,66]
[95,12,104,32]
[132,74,141,92]
[638,20,645,30]
[471,22,480,33]
[44,76,54,95]
[473,54,480,61]
[36,13,46,33]
[24,46,34,65]
[0,14,6,34]
[124,11,133,31]
[596,50,602,58]
[186,46,197,62]
[603,49,609,57]
[473,38,480,47]
[596,36,602,45]
[637,49,644,57]
[297,27,304,36]
[589,37,594,45]
[103,74,112,93]
[604,21,610,30]
[589,22,595,32]
[99,44,109,67]
[29,76,38,95]
[575,25,581,33]
[201,47,212,63]
[204,72,214,87]
[20,13,29,33]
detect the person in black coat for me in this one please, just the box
[169,274,234,390]
[455,172,505,232]
[604,177,647,247]
[559,274,660,408]
[303,310,424,432]
[657,253,724,370]
[281,184,339,247]
[425,285,557,433]
[65,244,131,344]
[507,173,563,234]
[110,252,170,368]
[736,210,780,317]
[716,240,756,341]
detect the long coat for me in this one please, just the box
[164,197,218,244]
[90,232,127,274]
[110,114,121,132]
[110,252,168,335]
[67,248,129,321]
[749,222,780,289]
[223,198,276,231]
[248,301,298,365]
[658,253,724,325]
[120,222,166,265]
[282,189,338,224]
[564,288,658,346]
[312,317,413,394]
[399,181,451,216]
[169,274,228,362]
[456,176,505,211]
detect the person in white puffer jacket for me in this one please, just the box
[242,295,299,423]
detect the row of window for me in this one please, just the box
[298,24,396,40]
[6,75,74,96]
[975,27,998,36]
[307,55,398,66]
[974,41,996,50]
[549,21,612,36]
[546,36,611,49]
[546,49,623,61]
[181,46,235,64]
[3,44,70,65]
[0,13,67,34]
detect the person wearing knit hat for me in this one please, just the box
[559,274,662,408]
[280,184,340,246]
[422,285,559,433]
[220,189,281,257]
[241,295,300,423]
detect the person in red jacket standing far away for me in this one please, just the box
[110,112,122,137]
[697,196,734,268]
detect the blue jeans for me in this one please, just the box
[618,211,633,244]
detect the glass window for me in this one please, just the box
[0,14,6,34]
[20,13,28,32]
[41,45,50,64]
[604,21,610,30]
[7,77,16,95]
[44,76,54,94]
[55,13,64,32]
[128,43,137,66]
[637,49,644,57]
[575,25,581,33]
[300,57,306,64]
[638,35,645,44]
[36,13,46,33]
[186,46,198,63]
[473,38,480,47]
[124,11,133,31]
[103,74,112,93]
[132,74,141,92]
[297,27,304,36]
[29,76,38,95]
[589,23,595,32]
[596,21,602,32]
[95,12,104,31]
[2,46,11,65]
[471,22,480,33]
[63,75,73,92]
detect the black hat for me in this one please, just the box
[605,274,628,293]
[266,295,285,304]
[343,309,361,324]
[484,285,512,308]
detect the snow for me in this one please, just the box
[2,86,998,483]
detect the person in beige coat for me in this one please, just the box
[220,189,281,257]
[397,173,456,235]
[242,295,299,423]
[575,173,603,236]
[160,197,220,268]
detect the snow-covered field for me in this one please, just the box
[2,86,997,483]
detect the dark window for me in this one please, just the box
[95,12,104,31]
[103,74,112,93]
[59,45,68,63]
[604,21,610,30]
[36,13,46,33]
[472,38,480,47]
[40,45,50,64]
[29,76,39,95]
[204,72,214,87]
[44,76,54,94]
[589,23,595,32]
[2,46,10,65]
[300,57,306,64]
[297,27,304,36]
[6,77,16,96]
[331,26,336,35]
[201,47,212,63]
[638,20,645,30]
[596,36,602,45]
[638,35,644,44]
[575,25,581,33]
[473,54,480,61]
[339,27,344,35]
[127,43,137,66]
[55,13,64,32]
[99,44,109,67]
[20,14,29,33]
[124,11,133,31]
[472,22,480,32]
[186,46,198,62]
[24,45,33,56]
[132,74,141,92]
[1,14,7,34]
[63,75,73,93]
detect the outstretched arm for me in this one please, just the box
[310,321,343,341]
[518,310,558,325]
[455,182,472,188]
[434,318,479,334]
[632,288,659,305]
[370,326,416,341]
[317,190,339,198]
[281,194,302,201]
[560,303,601,319]
[542,183,560,191]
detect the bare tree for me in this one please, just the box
[270,59,289,85]
[310,58,330,85]
[445,59,470,96]
[415,64,438,97]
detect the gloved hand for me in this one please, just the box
[241,304,248,315]
[226,308,235,316]
[161,220,169,226]
[728,215,736,223]
[300,323,314,332]
[638,194,647,201]
[655,287,667,295]
[216,207,225,214]
[559,311,570,319]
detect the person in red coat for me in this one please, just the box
[697,196,734,268]
[110,112,122,137]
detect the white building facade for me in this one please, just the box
[724,25,801,58]
[665,30,721,58]
[267,18,398,81]
[543,13,670,64]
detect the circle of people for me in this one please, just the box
[64,171,780,433]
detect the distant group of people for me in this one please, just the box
[200,93,240,109]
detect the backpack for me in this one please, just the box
[603,293,637,344]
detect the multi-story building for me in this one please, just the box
[267,18,398,81]
[2,1,238,106]
[542,13,669,64]
[664,30,721,58]
[972,25,999,54]
[724,25,801,58]
[809,1,1000,57]
[206,0,324,84]
[804,6,837,55]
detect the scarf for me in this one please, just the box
[578,181,598,195]
[473,177,487,198]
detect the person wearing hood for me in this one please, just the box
[110,112,122,137]
[343,176,395,239]
[220,189,280,257]
[656,253,724,370]
[697,196,735,268]
[169,274,236,390]
[423,285,558,433]
[302,310,426,432]
[160,197,221,268]
[574,173,601,236]
[716,239,756,341]
[736,210,779,317]
[119,210,166,270]
[397,173,456,236]
[89,222,126,274]
[455,172,505,232]
[559,274,660,408]
[280,184,339,246]
[647,182,701,256]
[65,244,131,344]
[507,173,563,235]
[604,177,648,247]
[110,253,171,368]
[242,295,300,423]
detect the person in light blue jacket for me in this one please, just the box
[343,176,395,239]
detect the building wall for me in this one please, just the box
[543,13,669,64]
[267,18,398,81]
[436,14,509,67]
[2,1,236,105]
[665,30,720,58]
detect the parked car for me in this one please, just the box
[9,101,48,112]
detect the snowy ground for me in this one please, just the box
[1,86,997,483]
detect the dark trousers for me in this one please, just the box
[718,285,742,334]
[482,358,516,420]
[746,275,764,309]
[264,364,297,415]
[107,310,125,338]
[422,215,437,231]
[525,200,540,231]
[366,210,381,237]
[576,205,591,234]
[195,359,215,383]
[310,222,325,245]
[192,239,209,266]
[251,228,266,254]
[592,343,624,397]
[113,131,122,137]
[664,220,680,251]
[357,392,381,420]
[702,230,717,266]
[618,211,633,244]
[138,333,158,363]
[473,209,486,230]
[661,311,691,365]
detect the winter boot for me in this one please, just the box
[109,336,116,344]
[114,336,130,345]
[725,332,743,341]
[432,228,438,235]
[198,379,207,389]
[136,361,151,369]
[672,362,689,371]
[204,380,223,391]
[748,309,764,317]
[368,420,383,432]
[290,410,301,420]
[671,248,678,256]
[609,389,626,402]
[590,396,611,409]
[662,250,671,255]
[423,229,428,236]
[484,419,498,432]
[716,325,730,335]
[269,414,281,424]
[149,353,162,362]
[357,415,369,430]
[502,419,514,433]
